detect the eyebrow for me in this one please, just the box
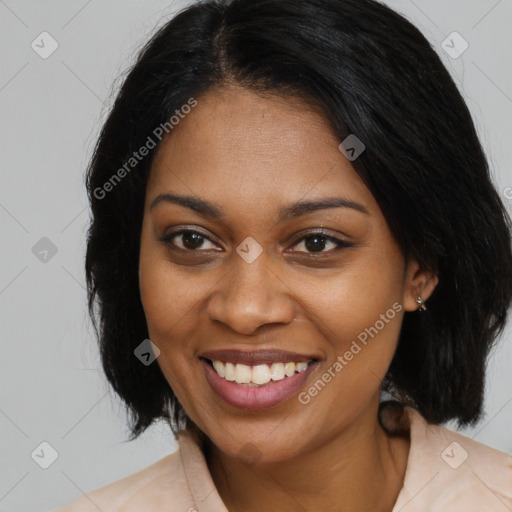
[149,193,369,222]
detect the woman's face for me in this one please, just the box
[139,85,436,462]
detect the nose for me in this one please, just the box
[205,250,295,336]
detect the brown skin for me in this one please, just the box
[138,85,439,512]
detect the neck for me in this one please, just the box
[204,397,410,512]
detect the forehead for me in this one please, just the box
[147,86,375,215]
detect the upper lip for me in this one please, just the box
[200,349,318,366]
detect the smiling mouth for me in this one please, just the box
[201,358,315,387]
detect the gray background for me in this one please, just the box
[0,1,511,510]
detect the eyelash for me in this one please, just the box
[159,228,353,256]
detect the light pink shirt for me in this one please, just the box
[52,406,512,511]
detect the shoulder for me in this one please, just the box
[51,449,191,512]
[393,405,512,511]
[51,428,227,512]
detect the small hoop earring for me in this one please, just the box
[415,296,427,311]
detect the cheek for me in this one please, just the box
[139,242,205,340]
[303,247,404,341]
[138,246,204,393]
[284,277,404,448]
[138,256,202,401]
[298,246,405,393]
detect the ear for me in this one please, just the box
[402,259,439,312]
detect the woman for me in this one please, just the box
[54,0,512,510]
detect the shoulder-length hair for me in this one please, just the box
[85,0,512,439]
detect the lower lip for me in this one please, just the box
[200,358,319,410]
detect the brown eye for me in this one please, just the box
[288,231,353,255]
[160,229,219,251]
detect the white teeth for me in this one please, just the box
[284,362,296,377]
[235,363,252,384]
[252,364,272,384]
[213,360,225,378]
[270,363,285,381]
[295,362,308,372]
[224,362,236,381]
[209,360,312,385]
